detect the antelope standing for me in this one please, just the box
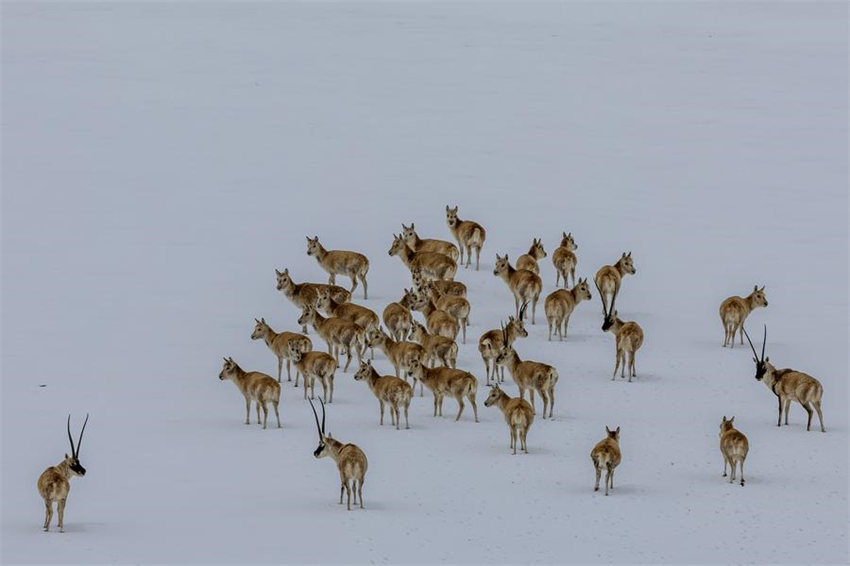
[388,234,457,281]
[406,359,478,422]
[306,236,370,300]
[594,252,636,319]
[250,317,312,383]
[218,357,281,429]
[353,361,413,430]
[401,223,459,261]
[38,415,88,532]
[316,288,379,358]
[493,254,542,324]
[412,267,467,298]
[484,384,533,454]
[552,231,578,288]
[445,205,486,270]
[288,342,337,402]
[495,343,559,419]
[744,326,825,432]
[382,288,417,342]
[478,308,528,384]
[421,281,471,343]
[410,320,458,369]
[516,238,547,274]
[309,398,367,511]
[719,416,748,486]
[602,311,644,381]
[275,268,351,333]
[591,426,621,496]
[719,285,768,348]
[366,327,425,387]
[544,278,592,341]
[410,292,460,341]
[298,305,365,373]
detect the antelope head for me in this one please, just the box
[719,416,735,435]
[743,325,771,382]
[484,384,504,407]
[305,236,321,257]
[750,285,768,308]
[65,414,89,476]
[275,268,292,291]
[574,278,592,301]
[353,360,374,382]
[605,426,620,441]
[406,358,425,381]
[493,254,510,277]
[618,252,636,275]
[250,317,269,340]
[218,357,240,381]
[445,205,459,228]
[560,231,578,251]
[401,223,417,245]
[388,234,407,257]
[308,397,330,458]
[601,310,620,332]
[297,305,316,327]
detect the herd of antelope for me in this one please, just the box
[38,205,829,530]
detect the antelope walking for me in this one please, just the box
[275,268,351,333]
[288,342,337,402]
[354,361,413,430]
[719,416,749,486]
[720,285,768,348]
[445,205,486,270]
[406,359,479,422]
[591,426,621,496]
[410,292,460,341]
[298,305,365,372]
[602,311,644,381]
[218,357,281,429]
[484,385,533,454]
[306,236,370,299]
[388,234,457,281]
[250,317,312,383]
[594,252,636,319]
[420,281,471,343]
[744,326,825,432]
[366,327,425,387]
[382,288,417,342]
[552,232,578,288]
[410,320,458,369]
[316,288,379,358]
[544,278,592,341]
[38,415,88,532]
[495,342,559,419]
[478,308,528,384]
[401,223,459,261]
[493,254,542,324]
[412,267,467,298]
[516,238,547,274]
[308,398,367,511]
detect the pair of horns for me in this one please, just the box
[309,397,326,440]
[67,414,89,458]
[743,324,767,363]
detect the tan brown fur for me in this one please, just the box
[366,327,425,388]
[719,286,768,348]
[412,267,467,298]
[288,343,337,402]
[250,317,312,383]
[552,231,579,288]
[495,346,559,419]
[409,320,458,370]
[420,281,471,343]
[401,223,460,261]
[406,359,478,422]
[315,435,368,510]
[544,278,592,341]
[38,458,80,532]
[602,311,644,381]
[445,205,486,270]
[591,426,621,495]
[218,357,281,429]
[298,305,365,373]
[316,288,379,359]
[719,417,749,486]
[516,238,547,274]
[275,268,351,333]
[410,292,460,341]
[761,362,825,432]
[353,361,413,430]
[594,252,636,317]
[388,234,457,281]
[382,288,417,342]
[478,315,528,384]
[484,385,534,454]
[493,254,542,324]
[306,236,370,299]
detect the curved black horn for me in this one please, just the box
[742,326,759,360]
[67,414,76,457]
[519,302,528,321]
[308,398,323,440]
[75,413,89,457]
[319,397,326,434]
[761,324,767,362]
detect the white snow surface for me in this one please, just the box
[2,2,848,564]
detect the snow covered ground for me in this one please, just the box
[2,2,847,564]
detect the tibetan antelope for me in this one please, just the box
[744,326,825,432]
[411,267,467,298]
[720,285,768,348]
[218,357,281,429]
[354,361,413,430]
[544,278,592,341]
[594,252,636,318]
[388,234,457,281]
[410,320,458,369]
[420,281,471,343]
[552,231,578,288]
[516,238,547,274]
[298,305,365,373]
[406,359,479,422]
[366,327,425,387]
[308,398,367,510]
[478,307,528,384]
[719,416,748,486]
[445,205,486,270]
[410,292,460,341]
[306,236,370,300]
[591,426,621,496]
[484,385,533,454]
[493,254,542,324]
[316,287,379,358]
[602,311,644,381]
[495,342,559,419]
[382,288,417,342]
[288,342,337,402]
[38,415,88,532]
[250,317,312,383]
[401,223,460,261]
[275,268,351,333]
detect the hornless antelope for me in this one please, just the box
[516,238,547,274]
[494,342,559,419]
[250,317,312,383]
[308,398,367,511]
[544,278,592,341]
[744,326,826,432]
[306,236,370,300]
[719,416,748,486]
[484,384,533,454]
[410,320,458,369]
[353,361,413,430]
[409,292,460,341]
[401,223,460,261]
[366,327,425,387]
[478,307,528,384]
[420,281,471,344]
[38,415,88,532]
[406,359,479,422]
[591,426,621,496]
[552,232,578,288]
[316,288,379,359]
[382,288,417,342]
[493,254,542,324]
[218,357,281,429]
[298,305,365,373]
[594,252,636,319]
[388,234,457,281]
[288,342,337,402]
[445,205,486,270]
[411,267,467,298]
[602,311,644,381]
[720,285,768,348]
[275,268,351,333]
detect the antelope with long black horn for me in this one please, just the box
[37,414,89,532]
[309,398,368,510]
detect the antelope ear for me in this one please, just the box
[445,205,450,212]
[228,356,235,362]
[261,317,266,323]
[754,285,758,292]
[568,232,571,237]
[254,318,260,323]
[306,236,311,242]
[722,416,727,422]
[223,357,228,362]
[410,223,415,229]
[606,426,612,433]
[627,251,632,257]
[729,416,734,423]
[505,254,509,260]
[275,268,282,276]
[284,268,289,274]
[615,426,620,433]
[760,285,765,291]
[622,252,627,258]
[65,453,70,459]
[765,356,770,362]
